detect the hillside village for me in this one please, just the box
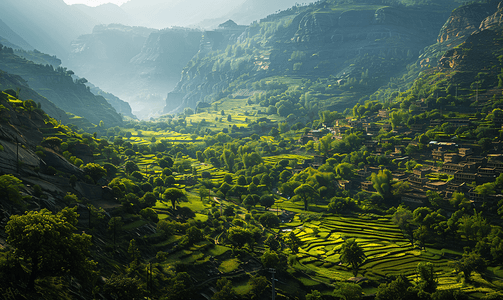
[298,106,503,209]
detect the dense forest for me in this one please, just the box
[1,0,503,299]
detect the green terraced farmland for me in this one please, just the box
[292,214,456,284]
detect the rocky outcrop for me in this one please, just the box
[169,2,453,112]
[478,1,503,31]
[437,1,500,45]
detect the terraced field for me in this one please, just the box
[288,214,459,288]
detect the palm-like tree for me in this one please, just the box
[340,239,366,277]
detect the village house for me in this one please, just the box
[401,192,427,208]
[378,110,390,119]
[361,181,375,192]
[442,162,477,174]
[444,153,460,163]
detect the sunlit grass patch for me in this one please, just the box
[218,258,240,273]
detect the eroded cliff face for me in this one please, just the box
[437,1,499,46]
[169,3,453,113]
[435,1,503,88]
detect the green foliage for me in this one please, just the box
[103,274,144,300]
[259,212,280,228]
[5,207,96,290]
[83,163,107,183]
[339,239,366,277]
[0,174,24,206]
[163,188,187,209]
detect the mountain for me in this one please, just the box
[0,45,124,127]
[72,3,133,26]
[195,0,314,28]
[0,19,33,51]
[164,0,460,114]
[119,0,245,29]
[67,24,201,119]
[0,70,72,125]
[0,0,97,59]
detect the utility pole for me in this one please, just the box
[269,268,276,300]
[16,137,19,174]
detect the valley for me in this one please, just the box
[1,0,503,299]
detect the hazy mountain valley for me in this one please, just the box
[1,0,503,299]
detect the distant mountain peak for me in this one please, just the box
[219,19,239,28]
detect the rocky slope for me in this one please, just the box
[167,1,456,112]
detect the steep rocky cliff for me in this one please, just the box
[167,1,455,113]
[436,1,503,89]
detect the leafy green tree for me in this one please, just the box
[306,290,323,300]
[340,239,366,277]
[259,212,280,228]
[294,184,317,211]
[163,272,194,300]
[6,207,96,290]
[199,186,209,201]
[371,169,392,199]
[128,239,140,266]
[316,133,334,157]
[458,210,491,242]
[453,250,486,282]
[333,282,363,300]
[375,275,413,300]
[227,227,252,249]
[103,274,144,300]
[285,231,302,253]
[417,262,437,293]
[125,161,140,175]
[260,194,275,210]
[83,163,107,183]
[108,216,124,247]
[264,235,281,251]
[0,174,23,205]
[212,278,236,300]
[261,250,287,270]
[163,188,187,209]
[249,275,269,300]
[41,136,63,150]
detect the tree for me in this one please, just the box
[259,212,280,228]
[333,282,363,300]
[261,250,287,270]
[453,250,486,282]
[6,207,96,290]
[0,174,23,205]
[163,188,187,209]
[371,169,392,199]
[199,186,209,201]
[417,262,437,293]
[316,134,334,157]
[128,239,140,265]
[285,231,302,253]
[294,184,317,211]
[339,239,366,277]
[392,206,413,243]
[125,161,140,175]
[212,278,236,300]
[83,163,107,183]
[306,290,323,300]
[249,275,269,300]
[103,274,144,300]
[227,227,252,249]
[260,194,275,209]
[108,216,124,247]
[375,275,413,300]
